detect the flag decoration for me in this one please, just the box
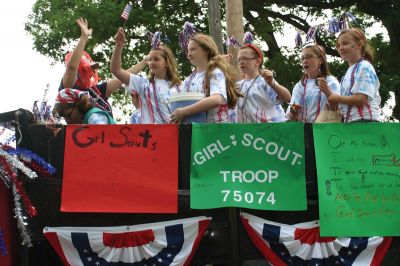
[0,126,15,148]
[178,22,197,55]
[32,83,56,124]
[241,212,392,266]
[44,216,211,266]
[295,11,358,47]
[120,3,132,21]
[225,35,241,48]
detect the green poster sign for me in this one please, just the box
[313,123,400,237]
[190,123,306,210]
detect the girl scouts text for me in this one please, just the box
[193,133,302,166]
[71,126,157,150]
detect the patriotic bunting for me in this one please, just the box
[44,216,211,266]
[241,212,392,266]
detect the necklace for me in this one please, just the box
[238,75,260,109]
[88,86,112,114]
[151,80,170,124]
[299,78,322,122]
[181,70,207,93]
[343,58,364,122]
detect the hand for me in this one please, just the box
[317,78,331,96]
[144,55,151,66]
[76,18,92,39]
[290,104,301,114]
[114,27,126,47]
[170,108,188,123]
[260,69,274,85]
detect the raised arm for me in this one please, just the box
[106,28,149,97]
[260,69,291,103]
[62,18,92,88]
[110,27,131,86]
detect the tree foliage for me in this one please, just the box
[25,0,400,120]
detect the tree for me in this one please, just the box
[242,0,400,120]
[25,0,400,120]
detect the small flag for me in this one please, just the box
[120,3,132,21]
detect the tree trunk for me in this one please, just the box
[226,0,244,68]
[207,0,224,53]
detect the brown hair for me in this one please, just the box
[53,94,92,121]
[190,33,241,108]
[149,45,181,87]
[301,44,332,84]
[336,28,374,62]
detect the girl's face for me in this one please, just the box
[238,48,260,74]
[61,104,83,124]
[187,40,208,66]
[337,32,362,63]
[148,50,167,77]
[301,48,322,79]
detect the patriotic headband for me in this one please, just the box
[225,36,241,48]
[243,32,263,61]
[178,22,197,54]
[350,28,366,41]
[225,33,263,60]
[56,89,89,104]
[146,31,170,49]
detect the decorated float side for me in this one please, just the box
[0,109,399,266]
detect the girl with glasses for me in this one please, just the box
[287,44,340,122]
[236,42,291,123]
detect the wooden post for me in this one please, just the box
[225,0,244,68]
[207,0,224,53]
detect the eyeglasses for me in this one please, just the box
[237,57,258,63]
[300,54,319,61]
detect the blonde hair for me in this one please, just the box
[190,33,241,108]
[149,45,181,87]
[336,28,374,62]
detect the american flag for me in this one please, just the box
[44,216,210,266]
[120,3,132,21]
[241,212,392,266]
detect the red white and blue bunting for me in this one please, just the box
[44,216,211,266]
[241,212,392,266]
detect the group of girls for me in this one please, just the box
[53,18,381,125]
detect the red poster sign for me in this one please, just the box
[61,124,178,213]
